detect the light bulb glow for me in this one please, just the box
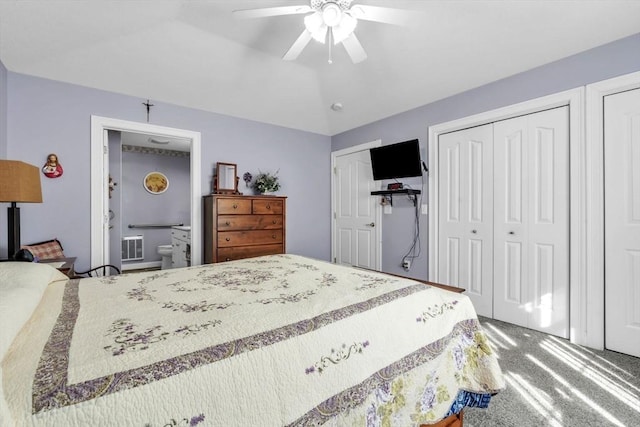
[332,13,357,44]
[322,3,342,27]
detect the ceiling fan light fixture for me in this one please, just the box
[321,2,343,27]
[304,12,328,43]
[332,13,357,44]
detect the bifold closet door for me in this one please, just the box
[493,106,569,337]
[438,124,494,317]
[604,88,640,358]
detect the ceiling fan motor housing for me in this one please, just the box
[311,0,353,13]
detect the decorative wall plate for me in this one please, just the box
[144,171,169,194]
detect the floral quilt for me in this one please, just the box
[2,254,504,426]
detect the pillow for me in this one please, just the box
[0,262,68,361]
[21,238,65,260]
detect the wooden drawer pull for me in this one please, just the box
[266,204,271,209]
[226,237,231,242]
[272,220,277,224]
[225,221,231,226]
[225,257,231,261]
[272,234,276,239]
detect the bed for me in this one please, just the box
[1,254,504,426]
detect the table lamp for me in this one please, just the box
[0,160,43,258]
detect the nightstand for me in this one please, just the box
[41,257,76,278]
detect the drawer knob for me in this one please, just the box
[226,237,231,242]
[272,234,276,239]
[225,221,231,226]
[272,220,277,224]
[266,204,271,209]
[225,257,231,261]
[233,204,238,209]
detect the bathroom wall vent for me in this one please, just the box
[122,235,144,261]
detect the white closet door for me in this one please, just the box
[438,124,494,317]
[605,88,640,358]
[493,107,569,337]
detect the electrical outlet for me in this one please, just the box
[402,259,410,270]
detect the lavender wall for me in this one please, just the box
[0,59,6,158]
[4,73,331,268]
[332,33,640,279]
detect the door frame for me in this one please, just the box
[586,70,640,350]
[90,116,202,268]
[428,87,586,345]
[331,140,382,270]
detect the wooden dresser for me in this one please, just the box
[203,194,286,263]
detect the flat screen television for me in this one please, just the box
[369,139,422,181]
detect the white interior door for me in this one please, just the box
[438,124,494,317]
[604,88,640,358]
[334,149,380,269]
[493,107,569,337]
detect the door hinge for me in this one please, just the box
[103,145,108,155]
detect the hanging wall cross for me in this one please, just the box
[142,99,154,122]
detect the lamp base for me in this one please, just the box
[8,203,20,259]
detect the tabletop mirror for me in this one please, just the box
[213,162,240,194]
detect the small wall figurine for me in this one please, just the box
[42,153,63,178]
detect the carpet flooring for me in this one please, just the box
[464,317,640,427]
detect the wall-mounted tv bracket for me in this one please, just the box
[371,189,421,207]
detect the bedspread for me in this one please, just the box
[2,254,504,426]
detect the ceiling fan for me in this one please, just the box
[233,0,409,64]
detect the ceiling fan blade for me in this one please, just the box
[233,5,312,19]
[341,33,367,64]
[348,5,410,25]
[283,30,313,61]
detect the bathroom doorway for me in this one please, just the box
[90,116,202,269]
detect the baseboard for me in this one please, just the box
[121,261,162,271]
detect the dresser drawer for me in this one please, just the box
[218,215,283,231]
[218,229,283,247]
[217,198,252,214]
[217,244,284,262]
[252,199,283,214]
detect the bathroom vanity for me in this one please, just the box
[171,226,191,268]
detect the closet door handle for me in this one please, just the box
[471,230,477,234]
[508,231,515,235]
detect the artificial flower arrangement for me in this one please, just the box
[252,170,281,194]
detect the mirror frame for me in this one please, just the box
[213,162,240,194]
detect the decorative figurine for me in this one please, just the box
[42,153,63,178]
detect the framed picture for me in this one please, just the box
[144,172,169,194]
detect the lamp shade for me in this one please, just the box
[0,160,43,203]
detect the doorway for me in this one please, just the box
[90,116,202,269]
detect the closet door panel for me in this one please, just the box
[494,116,529,328]
[493,107,569,337]
[528,107,569,337]
[605,88,640,357]
[439,124,493,317]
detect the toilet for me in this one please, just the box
[157,244,172,270]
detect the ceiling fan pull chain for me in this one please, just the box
[328,29,333,64]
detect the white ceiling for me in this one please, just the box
[1,0,639,136]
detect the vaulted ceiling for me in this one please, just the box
[1,1,639,136]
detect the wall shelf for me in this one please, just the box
[371,189,421,206]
